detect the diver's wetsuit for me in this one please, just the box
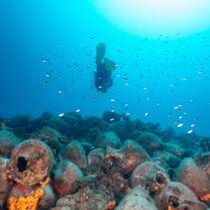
[94,61,113,92]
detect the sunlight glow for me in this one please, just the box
[91,0,210,38]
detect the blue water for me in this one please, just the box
[0,0,210,136]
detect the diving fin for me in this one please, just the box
[104,57,117,72]
[96,43,106,63]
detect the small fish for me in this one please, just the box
[187,130,193,134]
[42,59,48,63]
[45,73,51,77]
[129,156,135,160]
[174,104,182,109]
[58,89,64,93]
[177,123,183,127]
[156,102,160,106]
[58,113,65,117]
[75,109,81,112]
[144,112,149,116]
[190,124,195,127]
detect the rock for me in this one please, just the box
[131,161,169,191]
[61,140,87,169]
[0,130,20,157]
[48,116,71,137]
[85,116,103,130]
[200,137,210,152]
[53,160,83,195]
[56,184,114,209]
[31,126,65,154]
[38,185,56,210]
[107,122,128,141]
[62,113,82,127]
[153,150,181,168]
[87,148,105,166]
[84,116,103,142]
[105,140,151,175]
[50,207,72,210]
[81,142,94,155]
[194,152,210,177]
[62,112,84,138]
[9,139,54,186]
[177,158,210,206]
[9,114,32,128]
[95,131,121,149]
[8,114,33,138]
[115,187,158,210]
[128,130,142,141]
[50,206,72,210]
[30,111,54,130]
[154,181,206,210]
[7,185,44,210]
[102,111,123,122]
[152,157,168,168]
[184,148,195,157]
[136,132,163,155]
[0,158,13,207]
[163,143,185,158]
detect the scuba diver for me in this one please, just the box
[94,43,117,93]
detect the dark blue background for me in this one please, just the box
[0,0,209,136]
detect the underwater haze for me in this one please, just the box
[1,0,210,136]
